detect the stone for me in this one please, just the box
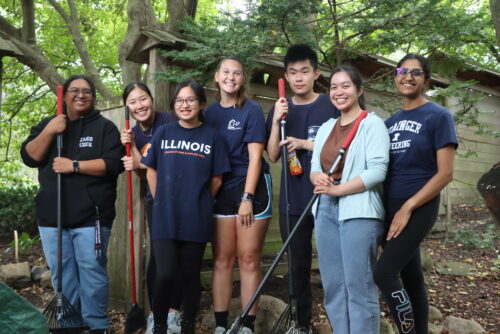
[435,261,475,276]
[0,262,31,288]
[315,323,332,334]
[380,318,397,334]
[31,265,49,282]
[442,316,485,334]
[420,249,434,273]
[40,270,52,288]
[202,295,287,333]
[428,323,444,334]
[428,305,443,321]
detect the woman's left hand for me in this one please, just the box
[238,201,254,228]
[386,205,412,240]
[53,157,73,174]
[314,182,341,197]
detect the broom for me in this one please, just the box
[226,110,368,334]
[124,106,146,333]
[270,78,300,334]
[43,85,88,333]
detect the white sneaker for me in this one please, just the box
[145,313,154,334]
[238,327,253,334]
[214,326,227,334]
[167,311,181,334]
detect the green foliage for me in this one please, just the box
[7,232,40,256]
[0,184,39,239]
[453,224,499,250]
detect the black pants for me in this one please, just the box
[146,200,182,310]
[279,212,314,328]
[152,238,206,325]
[374,195,440,334]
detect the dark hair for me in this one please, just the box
[215,56,247,109]
[170,79,207,122]
[329,65,366,110]
[122,82,153,104]
[396,53,431,80]
[284,44,319,71]
[62,74,96,112]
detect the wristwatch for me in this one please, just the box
[241,192,254,202]
[73,160,80,173]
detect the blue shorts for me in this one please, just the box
[214,172,272,220]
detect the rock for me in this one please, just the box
[202,295,287,333]
[0,262,31,288]
[315,323,332,334]
[31,265,49,282]
[380,318,396,334]
[442,316,485,334]
[429,323,444,334]
[428,305,443,321]
[420,249,434,273]
[40,270,52,288]
[435,261,475,276]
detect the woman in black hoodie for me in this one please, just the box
[21,75,124,334]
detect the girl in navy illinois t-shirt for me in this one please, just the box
[119,82,179,332]
[141,79,230,334]
[374,54,458,334]
[204,57,272,334]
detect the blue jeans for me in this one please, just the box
[39,226,111,330]
[315,195,383,334]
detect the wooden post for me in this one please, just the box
[148,48,170,113]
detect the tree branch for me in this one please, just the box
[0,16,21,39]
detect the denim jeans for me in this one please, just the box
[39,226,111,330]
[314,195,383,334]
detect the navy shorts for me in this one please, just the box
[214,173,272,220]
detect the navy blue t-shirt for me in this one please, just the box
[204,99,268,189]
[141,122,230,242]
[385,101,458,199]
[132,112,176,200]
[266,93,340,214]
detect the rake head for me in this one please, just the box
[43,293,88,333]
[270,304,303,334]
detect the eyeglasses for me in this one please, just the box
[174,97,198,106]
[68,88,93,96]
[396,68,425,78]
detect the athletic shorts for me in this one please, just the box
[214,172,272,220]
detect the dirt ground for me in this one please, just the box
[1,203,498,333]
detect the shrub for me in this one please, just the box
[0,184,39,240]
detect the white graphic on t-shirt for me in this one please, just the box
[388,119,422,153]
[161,139,211,154]
[228,119,242,130]
[79,136,93,148]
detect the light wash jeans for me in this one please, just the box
[39,226,111,330]
[315,195,383,334]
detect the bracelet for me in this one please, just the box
[241,192,253,202]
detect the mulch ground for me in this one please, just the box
[1,203,498,333]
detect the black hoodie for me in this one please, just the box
[21,109,125,228]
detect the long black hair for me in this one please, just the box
[122,82,153,104]
[170,79,207,122]
[329,65,366,110]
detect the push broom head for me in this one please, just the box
[43,292,88,333]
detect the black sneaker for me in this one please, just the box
[153,323,168,334]
[181,320,195,334]
[298,327,313,334]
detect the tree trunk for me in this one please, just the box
[167,0,197,34]
[119,0,157,86]
[491,0,500,47]
[21,0,36,44]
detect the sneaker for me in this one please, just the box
[153,324,168,334]
[167,311,182,334]
[298,327,313,334]
[146,314,154,334]
[238,327,253,334]
[214,326,226,334]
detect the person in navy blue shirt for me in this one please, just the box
[142,79,230,334]
[119,82,180,334]
[374,54,458,334]
[266,44,339,333]
[205,57,272,334]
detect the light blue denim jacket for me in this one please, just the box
[311,112,390,221]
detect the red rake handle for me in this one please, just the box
[341,110,368,149]
[278,78,286,120]
[125,106,137,303]
[56,86,63,116]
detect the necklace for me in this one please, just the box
[138,123,154,137]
